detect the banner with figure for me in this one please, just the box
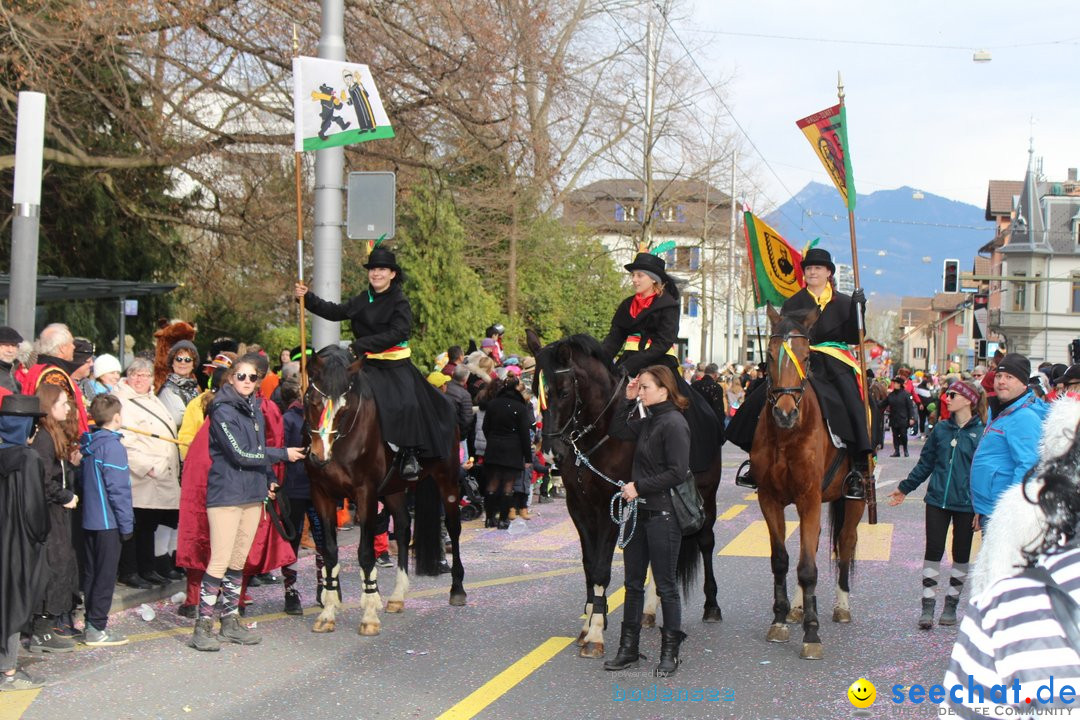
[743,207,804,307]
[293,56,394,151]
[796,103,855,211]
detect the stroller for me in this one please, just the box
[458,466,485,522]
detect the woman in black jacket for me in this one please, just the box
[605,365,690,678]
[190,356,305,652]
[295,247,455,480]
[480,377,532,529]
[882,377,918,457]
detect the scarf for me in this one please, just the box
[629,292,657,319]
[167,373,201,406]
[807,283,833,312]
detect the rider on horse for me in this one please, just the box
[601,250,721,472]
[294,246,455,479]
[727,247,870,499]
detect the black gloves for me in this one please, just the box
[851,287,866,308]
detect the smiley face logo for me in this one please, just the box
[847,678,876,708]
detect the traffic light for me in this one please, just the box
[942,259,960,293]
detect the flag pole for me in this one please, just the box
[838,73,876,524]
[294,26,308,395]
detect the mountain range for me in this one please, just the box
[764,182,995,302]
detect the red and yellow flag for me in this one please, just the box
[796,103,856,211]
[744,208,804,308]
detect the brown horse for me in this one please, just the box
[302,347,466,636]
[753,305,864,660]
[526,331,723,658]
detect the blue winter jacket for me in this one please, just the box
[898,414,984,513]
[969,390,1048,515]
[281,403,310,500]
[206,383,288,509]
[79,429,134,534]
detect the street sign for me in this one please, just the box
[346,172,396,240]
[124,299,138,316]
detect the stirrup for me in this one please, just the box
[400,450,420,481]
[842,470,866,500]
[734,460,757,489]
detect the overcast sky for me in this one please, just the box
[677,0,1080,209]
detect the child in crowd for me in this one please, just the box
[79,395,133,647]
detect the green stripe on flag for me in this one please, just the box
[302,126,396,152]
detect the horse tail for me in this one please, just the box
[828,499,853,576]
[676,531,701,597]
[412,474,443,576]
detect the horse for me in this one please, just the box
[526,330,723,658]
[302,348,466,636]
[753,304,864,660]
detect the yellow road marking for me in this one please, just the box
[435,637,575,720]
[0,687,40,719]
[719,520,797,557]
[855,523,894,561]
[743,492,758,501]
[718,504,748,520]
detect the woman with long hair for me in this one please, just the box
[888,380,985,629]
[27,384,80,653]
[605,365,690,678]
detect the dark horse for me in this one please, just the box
[302,348,466,635]
[526,331,723,658]
[753,305,864,660]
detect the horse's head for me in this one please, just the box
[765,304,818,429]
[303,346,360,467]
[527,330,616,460]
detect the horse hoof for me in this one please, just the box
[832,607,852,623]
[576,631,587,647]
[449,593,467,607]
[766,624,790,643]
[358,622,381,636]
[641,613,656,628]
[385,600,405,613]
[800,642,824,660]
[312,620,336,633]
[579,641,605,659]
[786,608,804,624]
[702,606,723,624]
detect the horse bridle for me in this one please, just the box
[767,331,809,409]
[305,380,360,461]
[540,364,626,450]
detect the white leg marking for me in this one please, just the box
[835,588,849,612]
[791,584,804,611]
[386,568,409,612]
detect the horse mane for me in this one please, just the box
[314,347,372,400]
[773,308,816,338]
[542,334,614,374]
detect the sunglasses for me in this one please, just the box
[174,356,194,364]
[946,391,958,399]
[234,372,260,382]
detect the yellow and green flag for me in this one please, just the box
[796,103,855,211]
[743,207,804,308]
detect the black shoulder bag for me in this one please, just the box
[670,471,705,536]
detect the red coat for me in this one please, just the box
[175,404,295,574]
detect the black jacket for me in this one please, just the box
[304,284,411,361]
[482,386,532,470]
[610,399,690,512]
[281,404,310,500]
[206,384,287,509]
[781,287,860,345]
[691,375,726,418]
[602,292,680,375]
[445,381,475,437]
[882,387,919,430]
[0,360,19,394]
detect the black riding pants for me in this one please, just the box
[924,504,975,564]
[622,509,682,632]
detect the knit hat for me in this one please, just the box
[93,354,122,379]
[72,338,95,366]
[947,380,980,406]
[167,339,198,363]
[996,353,1031,383]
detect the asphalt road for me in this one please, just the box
[4,439,966,720]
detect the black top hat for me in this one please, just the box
[624,252,675,286]
[0,327,23,345]
[801,248,836,275]
[0,393,45,417]
[362,247,402,274]
[1062,364,1080,385]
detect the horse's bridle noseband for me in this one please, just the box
[540,365,626,450]
[767,331,809,409]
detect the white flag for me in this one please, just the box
[293,56,393,152]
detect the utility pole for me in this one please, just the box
[725,149,737,363]
[640,10,655,247]
[9,92,46,341]
[311,0,345,350]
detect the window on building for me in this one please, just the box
[1012,271,1026,311]
[1073,274,1080,313]
[673,246,701,271]
[682,293,700,318]
[913,347,928,359]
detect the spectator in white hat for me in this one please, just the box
[82,354,123,405]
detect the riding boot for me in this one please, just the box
[842,456,868,500]
[734,460,756,489]
[497,494,512,530]
[654,627,686,677]
[604,622,645,671]
[483,493,499,528]
[400,448,420,481]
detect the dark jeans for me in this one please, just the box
[925,504,975,564]
[622,509,682,632]
[83,529,121,630]
[119,508,178,577]
[890,426,909,452]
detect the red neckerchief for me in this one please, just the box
[629,292,656,319]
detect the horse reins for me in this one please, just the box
[305,379,361,458]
